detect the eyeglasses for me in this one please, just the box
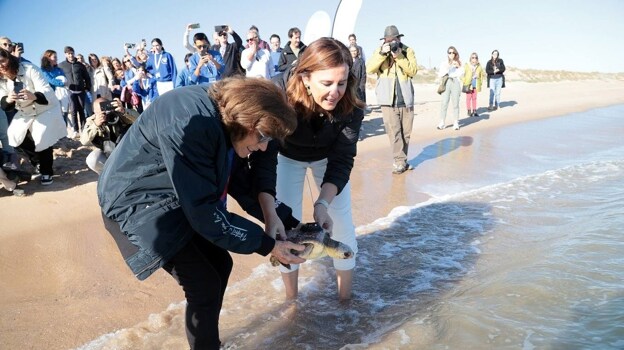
[0,42,10,47]
[219,33,228,37]
[258,130,272,143]
[471,56,477,59]
[196,45,209,49]
[246,37,258,42]
[448,51,456,55]
[123,60,130,63]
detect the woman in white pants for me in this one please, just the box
[273,38,365,300]
[437,46,464,130]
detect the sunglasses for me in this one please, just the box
[448,51,456,55]
[246,37,258,42]
[219,32,228,37]
[471,56,477,59]
[196,44,209,49]
[258,130,272,143]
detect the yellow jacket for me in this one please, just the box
[462,63,485,92]
[366,44,418,106]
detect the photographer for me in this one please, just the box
[366,25,418,175]
[80,97,137,174]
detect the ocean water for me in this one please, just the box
[78,105,624,350]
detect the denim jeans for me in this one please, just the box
[0,109,14,154]
[276,154,357,272]
[489,77,503,107]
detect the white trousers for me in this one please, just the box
[276,154,357,272]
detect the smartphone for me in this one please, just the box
[15,42,24,53]
[214,25,227,33]
[189,23,200,29]
[124,43,136,49]
[99,100,115,113]
[13,81,24,94]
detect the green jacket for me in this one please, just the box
[462,63,485,92]
[366,43,418,107]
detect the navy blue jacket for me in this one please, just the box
[97,85,281,280]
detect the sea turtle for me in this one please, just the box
[270,223,354,268]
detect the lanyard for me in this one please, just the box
[154,53,162,71]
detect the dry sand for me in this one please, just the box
[1,79,623,349]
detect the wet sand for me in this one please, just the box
[1,80,623,349]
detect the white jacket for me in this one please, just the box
[0,63,66,151]
[92,65,113,99]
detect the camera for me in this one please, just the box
[124,43,136,49]
[99,101,119,125]
[389,41,400,53]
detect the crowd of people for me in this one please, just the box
[0,23,506,349]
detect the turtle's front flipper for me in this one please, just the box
[269,255,291,270]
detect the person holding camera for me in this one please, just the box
[0,48,66,186]
[213,25,245,78]
[366,25,418,175]
[80,97,137,174]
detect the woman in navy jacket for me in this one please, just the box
[98,77,304,349]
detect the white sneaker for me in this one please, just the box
[437,122,445,130]
[453,122,460,130]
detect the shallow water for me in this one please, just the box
[78,105,624,350]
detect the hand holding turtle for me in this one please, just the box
[313,200,334,233]
[271,240,306,266]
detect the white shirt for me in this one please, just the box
[240,48,272,79]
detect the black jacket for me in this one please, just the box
[58,59,92,92]
[485,58,506,88]
[211,31,245,78]
[272,70,364,195]
[97,85,284,280]
[277,41,307,72]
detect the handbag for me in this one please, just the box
[437,74,449,94]
[462,84,472,93]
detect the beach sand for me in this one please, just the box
[1,79,623,349]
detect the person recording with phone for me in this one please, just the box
[0,48,66,186]
[0,37,30,63]
[80,97,137,174]
[213,25,245,77]
[188,32,224,84]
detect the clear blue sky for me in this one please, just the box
[1,0,623,73]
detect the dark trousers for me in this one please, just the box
[70,91,87,132]
[163,234,233,350]
[18,131,53,176]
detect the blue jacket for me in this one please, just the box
[188,51,225,84]
[97,85,282,280]
[132,77,158,104]
[145,51,177,83]
[175,67,193,88]
[41,66,66,89]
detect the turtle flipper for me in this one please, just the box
[269,256,291,270]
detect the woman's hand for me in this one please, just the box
[5,91,19,104]
[264,213,287,240]
[271,240,306,265]
[313,203,334,233]
[17,89,35,102]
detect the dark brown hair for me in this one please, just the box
[447,46,461,65]
[0,48,20,77]
[41,49,57,71]
[286,37,364,121]
[209,76,297,143]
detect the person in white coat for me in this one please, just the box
[437,46,465,130]
[0,48,66,185]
